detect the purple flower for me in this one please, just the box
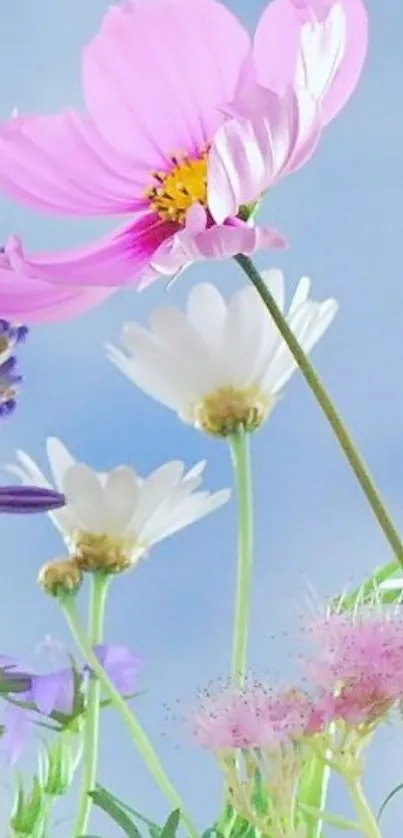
[0,485,66,514]
[0,644,141,763]
[0,316,28,419]
[92,644,142,695]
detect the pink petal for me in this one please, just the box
[82,0,250,163]
[208,87,321,223]
[0,111,148,216]
[138,220,287,288]
[253,0,368,125]
[0,270,114,324]
[13,215,176,288]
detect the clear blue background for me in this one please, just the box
[0,0,402,834]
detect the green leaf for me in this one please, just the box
[95,784,162,838]
[333,559,400,612]
[100,690,146,710]
[160,810,181,838]
[377,782,403,822]
[89,788,143,838]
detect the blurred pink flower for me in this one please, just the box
[0,236,115,323]
[191,683,323,751]
[309,611,403,723]
[0,0,367,294]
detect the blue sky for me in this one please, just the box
[0,0,402,834]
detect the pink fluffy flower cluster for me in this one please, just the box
[0,0,368,322]
[191,610,403,754]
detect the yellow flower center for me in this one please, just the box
[192,386,274,438]
[145,151,208,225]
[73,531,146,575]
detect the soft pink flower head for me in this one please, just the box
[0,236,115,323]
[0,0,367,297]
[309,611,403,723]
[191,682,323,752]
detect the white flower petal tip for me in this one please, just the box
[8,438,229,570]
[380,579,403,592]
[108,273,338,436]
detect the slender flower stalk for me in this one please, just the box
[229,430,254,686]
[235,254,403,568]
[347,780,383,838]
[60,595,198,838]
[72,573,110,837]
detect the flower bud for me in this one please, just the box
[10,777,46,836]
[38,557,83,597]
[39,730,82,797]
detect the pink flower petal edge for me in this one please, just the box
[0,238,115,323]
[253,0,368,125]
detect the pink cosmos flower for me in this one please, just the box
[0,0,367,293]
[191,683,323,751]
[0,236,115,323]
[309,611,403,724]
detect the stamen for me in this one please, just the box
[145,149,209,225]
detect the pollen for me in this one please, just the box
[145,150,209,225]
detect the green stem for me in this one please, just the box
[229,429,254,686]
[348,780,383,838]
[60,594,199,838]
[235,254,403,569]
[72,573,110,837]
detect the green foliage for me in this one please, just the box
[94,784,162,838]
[86,786,182,838]
[10,776,47,836]
[88,787,143,837]
[160,809,181,838]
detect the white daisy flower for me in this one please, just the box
[107,270,338,437]
[7,437,230,573]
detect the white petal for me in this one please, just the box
[129,462,185,538]
[107,341,190,414]
[147,489,231,545]
[127,319,213,395]
[222,286,269,385]
[262,307,313,394]
[296,4,347,103]
[186,284,227,349]
[380,579,403,591]
[46,438,76,491]
[260,268,286,312]
[104,467,139,534]
[184,461,207,481]
[287,276,312,316]
[298,300,339,354]
[62,464,107,534]
[119,324,198,409]
[7,451,51,488]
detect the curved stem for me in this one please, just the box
[229,429,254,686]
[60,594,199,838]
[348,780,383,838]
[72,573,110,837]
[235,254,403,568]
